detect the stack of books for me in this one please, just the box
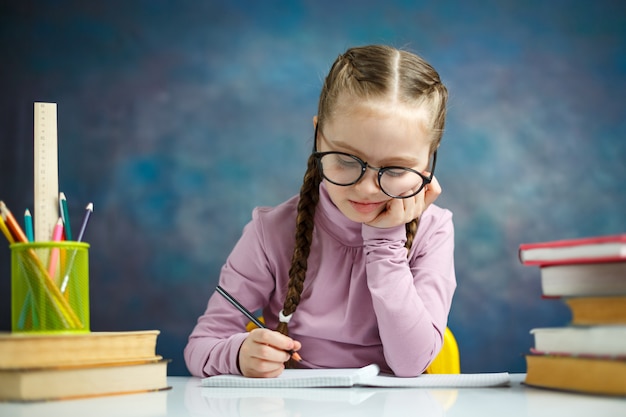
[519,234,626,396]
[0,330,169,401]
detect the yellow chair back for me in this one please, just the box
[425,327,460,374]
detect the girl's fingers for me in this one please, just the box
[366,177,443,229]
[424,176,442,207]
[238,329,300,378]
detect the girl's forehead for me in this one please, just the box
[327,102,431,140]
[330,98,431,128]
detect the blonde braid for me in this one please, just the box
[276,153,321,338]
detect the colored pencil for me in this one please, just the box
[59,192,72,241]
[0,211,14,244]
[75,202,93,242]
[0,201,28,243]
[60,202,93,294]
[215,285,302,362]
[24,209,34,242]
[47,218,64,278]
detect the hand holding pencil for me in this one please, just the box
[215,285,302,378]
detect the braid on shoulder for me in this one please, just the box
[276,153,321,337]
[405,218,419,256]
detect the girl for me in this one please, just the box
[185,44,455,378]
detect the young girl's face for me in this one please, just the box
[317,101,434,224]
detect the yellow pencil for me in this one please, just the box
[0,201,28,243]
[0,212,14,244]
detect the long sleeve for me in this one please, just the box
[362,208,456,376]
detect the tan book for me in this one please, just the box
[565,296,626,325]
[0,330,160,369]
[525,354,626,396]
[0,358,169,402]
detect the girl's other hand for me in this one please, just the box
[238,328,302,378]
[366,175,442,229]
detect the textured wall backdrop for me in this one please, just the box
[1,0,625,375]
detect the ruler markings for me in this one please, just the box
[33,102,59,242]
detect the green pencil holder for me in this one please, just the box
[10,242,90,333]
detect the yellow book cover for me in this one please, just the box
[525,354,626,396]
[565,296,626,325]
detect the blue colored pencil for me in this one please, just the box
[24,209,34,242]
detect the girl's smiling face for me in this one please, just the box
[316,101,434,224]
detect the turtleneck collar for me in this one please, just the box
[315,182,365,247]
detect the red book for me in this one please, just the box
[519,234,626,266]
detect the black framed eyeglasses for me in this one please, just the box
[313,127,437,199]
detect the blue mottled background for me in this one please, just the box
[1,0,625,375]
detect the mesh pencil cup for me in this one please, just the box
[10,242,90,333]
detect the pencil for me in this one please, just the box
[59,202,93,294]
[215,285,302,362]
[75,202,93,242]
[59,192,72,241]
[0,211,14,244]
[0,201,28,243]
[47,218,64,278]
[24,209,34,242]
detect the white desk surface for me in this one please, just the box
[1,374,624,417]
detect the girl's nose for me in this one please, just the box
[353,166,381,195]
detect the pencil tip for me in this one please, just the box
[57,218,63,225]
[60,192,66,199]
[25,209,31,215]
[86,202,94,211]
[291,352,303,362]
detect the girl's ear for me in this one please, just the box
[312,115,318,128]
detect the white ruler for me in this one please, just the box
[33,102,59,242]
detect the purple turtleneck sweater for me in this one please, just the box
[184,183,456,377]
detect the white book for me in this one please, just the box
[201,364,510,389]
[540,262,626,296]
[531,326,626,357]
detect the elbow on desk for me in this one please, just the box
[386,328,450,377]
[386,350,434,377]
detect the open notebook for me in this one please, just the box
[201,364,510,388]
